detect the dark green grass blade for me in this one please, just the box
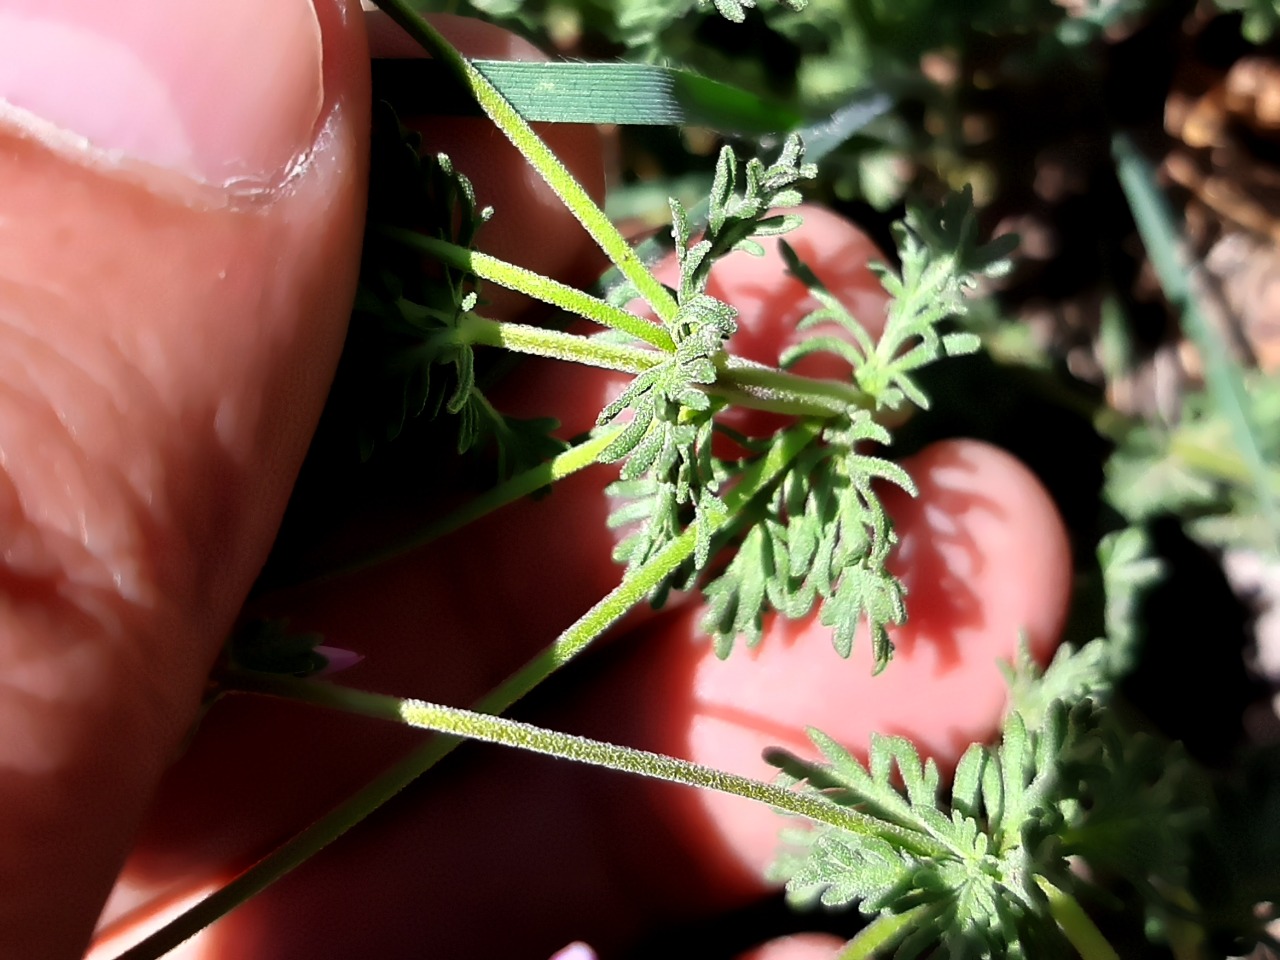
[779,89,893,164]
[372,58,805,135]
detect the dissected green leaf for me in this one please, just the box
[602,137,819,598]
[767,698,1206,959]
[698,190,1004,664]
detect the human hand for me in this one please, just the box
[0,5,1071,959]
[0,0,368,956]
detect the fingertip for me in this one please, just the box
[738,933,846,960]
[882,439,1073,675]
[548,942,598,960]
[0,2,369,955]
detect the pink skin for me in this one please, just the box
[0,0,368,957]
[739,935,848,960]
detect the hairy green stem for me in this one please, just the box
[280,353,864,589]
[483,420,828,708]
[372,0,679,324]
[114,526,694,960]
[459,315,874,418]
[1037,877,1121,960]
[458,313,665,374]
[225,673,943,858]
[116,425,827,959]
[834,905,935,960]
[718,356,872,418]
[386,228,675,351]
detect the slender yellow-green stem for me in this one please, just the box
[221,672,945,858]
[717,355,871,418]
[372,0,680,325]
[384,228,676,351]
[1037,876,1122,960]
[455,315,875,419]
[458,313,665,374]
[834,905,935,960]
[290,429,621,587]
[113,520,703,960]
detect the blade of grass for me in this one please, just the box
[1112,132,1280,553]
[373,59,807,135]
[777,89,893,165]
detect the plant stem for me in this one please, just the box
[1037,877,1121,960]
[385,228,675,351]
[458,313,665,374]
[717,355,872,418]
[225,672,944,858]
[288,429,620,587]
[457,315,874,419]
[115,425,826,960]
[281,354,865,590]
[834,905,934,960]
[477,421,824,709]
[372,0,680,325]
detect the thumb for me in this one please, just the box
[0,1,368,956]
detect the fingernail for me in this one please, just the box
[0,0,324,185]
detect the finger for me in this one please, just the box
[94,19,613,938]
[738,934,845,960]
[0,1,368,956]
[547,944,595,960]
